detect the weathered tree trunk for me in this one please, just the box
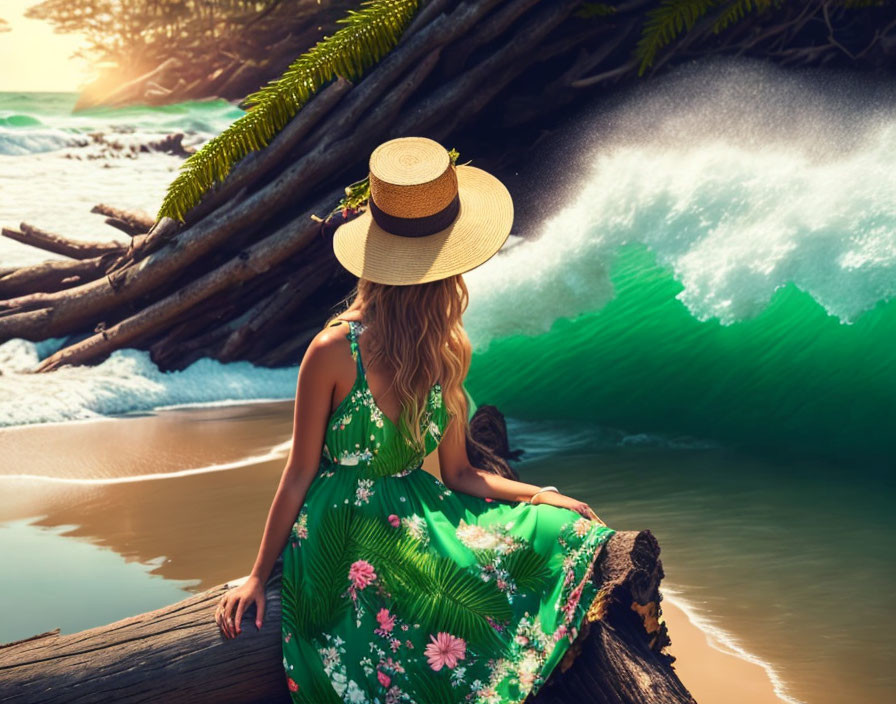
[0,530,691,704]
[1,0,893,373]
[1,224,125,260]
[89,204,157,236]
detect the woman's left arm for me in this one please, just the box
[438,412,605,523]
[437,414,548,503]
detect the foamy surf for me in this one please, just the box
[661,585,805,704]
[462,61,896,351]
[0,439,292,485]
[0,343,298,428]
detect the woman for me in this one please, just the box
[215,137,616,703]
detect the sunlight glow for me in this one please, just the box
[0,1,92,92]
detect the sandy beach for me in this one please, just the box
[0,401,790,704]
[660,598,785,704]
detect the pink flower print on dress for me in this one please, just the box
[381,656,405,674]
[424,632,467,671]
[377,670,391,688]
[562,580,585,621]
[286,676,299,692]
[375,607,395,634]
[387,513,400,527]
[385,684,403,704]
[485,615,507,632]
[348,559,377,589]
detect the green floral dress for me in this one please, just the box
[280,320,616,704]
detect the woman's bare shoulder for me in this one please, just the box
[310,319,352,351]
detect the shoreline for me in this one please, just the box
[660,591,793,704]
[0,402,789,703]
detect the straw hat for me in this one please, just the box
[332,136,514,285]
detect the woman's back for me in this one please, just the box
[318,317,448,477]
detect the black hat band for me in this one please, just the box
[368,192,461,238]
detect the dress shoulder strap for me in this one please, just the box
[344,320,366,380]
[327,318,369,383]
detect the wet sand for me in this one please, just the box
[0,401,786,703]
[660,597,785,704]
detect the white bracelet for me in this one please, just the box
[530,485,559,503]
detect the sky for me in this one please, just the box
[0,0,92,92]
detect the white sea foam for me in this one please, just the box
[0,95,243,268]
[462,56,896,349]
[661,584,805,704]
[0,439,292,484]
[0,344,297,428]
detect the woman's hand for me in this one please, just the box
[215,575,266,639]
[532,491,607,526]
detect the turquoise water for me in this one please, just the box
[0,90,242,155]
[511,434,894,704]
[0,90,245,268]
[467,243,896,465]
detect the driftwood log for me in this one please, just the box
[0,405,693,704]
[0,535,689,704]
[1,0,893,374]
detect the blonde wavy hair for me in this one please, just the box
[324,274,472,454]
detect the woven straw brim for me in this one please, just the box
[332,164,514,285]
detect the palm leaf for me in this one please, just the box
[574,2,619,19]
[287,504,355,638]
[406,555,512,651]
[501,545,553,593]
[347,511,512,652]
[156,0,420,223]
[403,665,458,704]
[288,634,344,704]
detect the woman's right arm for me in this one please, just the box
[215,328,343,638]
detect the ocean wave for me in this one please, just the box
[463,127,896,349]
[0,92,244,155]
[2,60,894,461]
[0,127,83,155]
[0,343,297,428]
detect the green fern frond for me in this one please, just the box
[635,0,718,76]
[574,2,619,19]
[156,0,420,223]
[712,0,777,34]
[288,635,344,704]
[410,554,512,651]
